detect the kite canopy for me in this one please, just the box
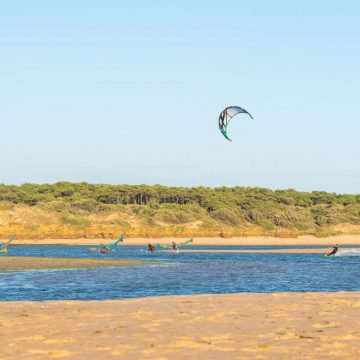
[0,234,16,253]
[85,234,125,253]
[104,236,123,249]
[157,238,193,250]
[218,106,253,141]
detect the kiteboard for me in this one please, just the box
[324,253,335,258]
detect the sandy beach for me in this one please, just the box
[1,292,359,359]
[0,257,147,272]
[11,234,360,246]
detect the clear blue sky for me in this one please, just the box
[1,1,359,193]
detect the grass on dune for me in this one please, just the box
[0,182,360,239]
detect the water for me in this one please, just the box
[336,248,360,256]
[1,245,360,301]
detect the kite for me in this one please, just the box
[0,234,16,253]
[218,106,253,141]
[86,236,124,253]
[157,238,193,250]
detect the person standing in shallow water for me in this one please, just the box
[327,244,339,256]
[148,244,156,253]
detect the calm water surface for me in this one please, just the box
[1,245,360,301]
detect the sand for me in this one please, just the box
[1,292,360,359]
[0,257,147,272]
[11,234,360,246]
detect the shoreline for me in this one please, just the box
[1,292,359,359]
[11,234,360,246]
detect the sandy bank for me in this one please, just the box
[1,292,360,359]
[11,234,360,246]
[0,257,147,272]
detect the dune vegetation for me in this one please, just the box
[0,182,360,239]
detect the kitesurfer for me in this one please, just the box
[98,244,110,253]
[171,242,178,251]
[327,244,339,257]
[148,243,156,253]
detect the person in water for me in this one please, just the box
[148,243,156,253]
[327,244,339,256]
[99,244,110,253]
[171,241,178,251]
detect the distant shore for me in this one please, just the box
[11,234,360,246]
[1,292,359,359]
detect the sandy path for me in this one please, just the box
[0,257,147,272]
[11,234,360,246]
[1,292,359,359]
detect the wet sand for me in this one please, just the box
[0,257,147,272]
[12,234,360,246]
[1,292,359,359]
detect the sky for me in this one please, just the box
[1,1,359,193]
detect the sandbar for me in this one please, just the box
[176,248,329,253]
[12,234,360,246]
[0,256,147,272]
[1,292,359,359]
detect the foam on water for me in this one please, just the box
[336,248,360,256]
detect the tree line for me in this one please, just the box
[0,182,359,232]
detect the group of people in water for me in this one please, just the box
[147,242,178,253]
[98,242,178,254]
[150,243,340,256]
[96,242,178,254]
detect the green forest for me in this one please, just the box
[0,182,360,239]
